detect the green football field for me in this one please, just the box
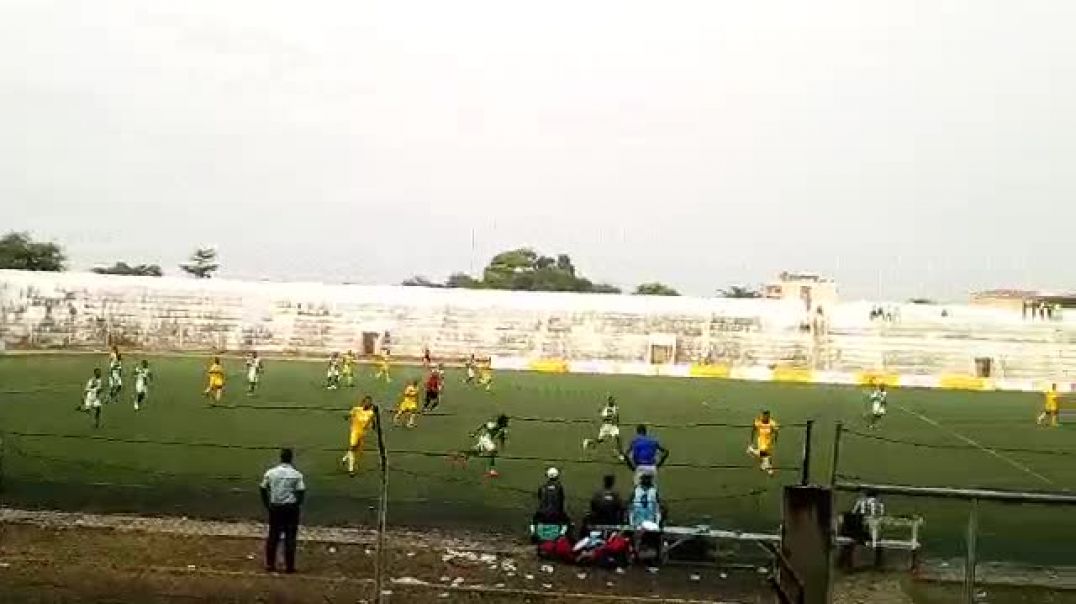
[0,353,1073,565]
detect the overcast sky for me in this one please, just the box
[3,0,1074,300]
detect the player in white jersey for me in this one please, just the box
[464,354,478,385]
[107,347,123,403]
[133,360,152,411]
[866,384,888,429]
[326,352,342,390]
[80,368,104,428]
[583,396,623,459]
[246,351,264,395]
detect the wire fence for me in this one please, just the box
[0,403,811,604]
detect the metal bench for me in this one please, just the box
[836,515,924,569]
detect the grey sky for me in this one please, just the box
[3,0,1074,300]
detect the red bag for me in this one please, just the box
[538,536,575,562]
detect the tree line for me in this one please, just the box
[0,232,766,297]
[0,231,219,279]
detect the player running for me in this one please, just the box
[342,395,377,476]
[245,351,264,395]
[464,354,478,385]
[107,347,123,403]
[79,367,104,428]
[455,414,510,477]
[1037,383,1063,427]
[422,366,444,413]
[374,351,392,383]
[133,359,152,411]
[393,380,421,428]
[422,347,433,369]
[326,352,342,390]
[477,357,494,392]
[341,350,357,387]
[747,410,779,476]
[866,384,888,429]
[204,357,225,404]
[583,396,623,458]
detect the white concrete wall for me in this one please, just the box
[2,270,1075,380]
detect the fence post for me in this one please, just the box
[0,431,6,493]
[828,422,843,487]
[800,420,814,485]
[373,406,389,603]
[964,498,979,604]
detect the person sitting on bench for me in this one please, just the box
[582,474,625,534]
[531,467,570,543]
[839,489,885,567]
[629,474,666,565]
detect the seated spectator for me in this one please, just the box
[629,474,666,565]
[530,467,569,544]
[839,490,886,568]
[582,474,625,533]
[534,466,568,524]
[629,473,664,527]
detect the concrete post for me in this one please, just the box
[781,485,833,604]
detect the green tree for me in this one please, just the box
[444,272,483,289]
[634,282,680,296]
[0,232,66,271]
[718,285,761,298]
[180,247,219,279]
[92,262,163,277]
[476,247,618,293]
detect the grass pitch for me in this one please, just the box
[0,353,1073,566]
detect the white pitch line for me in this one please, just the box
[895,403,1056,487]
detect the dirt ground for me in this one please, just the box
[0,508,776,603]
[0,507,995,603]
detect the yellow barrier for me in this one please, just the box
[938,374,992,391]
[855,371,901,387]
[772,367,814,383]
[527,359,569,374]
[689,364,731,378]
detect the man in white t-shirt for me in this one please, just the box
[260,448,306,573]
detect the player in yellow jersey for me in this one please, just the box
[393,380,421,428]
[342,395,377,476]
[374,351,392,383]
[341,350,357,387]
[204,357,225,404]
[477,358,493,392]
[1037,383,1063,427]
[747,410,779,476]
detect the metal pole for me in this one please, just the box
[829,422,843,487]
[800,420,814,485]
[964,498,979,604]
[373,405,389,603]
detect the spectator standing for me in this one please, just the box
[260,448,306,573]
[623,424,670,485]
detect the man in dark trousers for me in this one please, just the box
[260,448,306,573]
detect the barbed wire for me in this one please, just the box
[6,436,778,510]
[5,429,800,473]
[200,402,810,430]
[844,428,1076,458]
